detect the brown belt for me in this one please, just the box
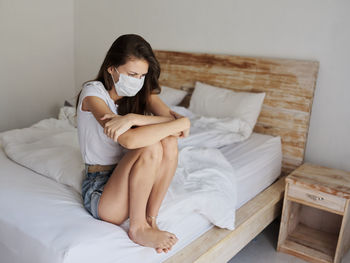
[86,164,117,173]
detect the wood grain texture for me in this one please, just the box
[279,163,350,263]
[288,184,346,214]
[289,223,338,259]
[335,200,350,262]
[343,203,350,258]
[154,50,319,175]
[278,186,300,247]
[286,163,350,199]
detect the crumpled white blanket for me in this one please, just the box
[157,146,237,229]
[170,105,252,149]
[1,107,252,230]
[1,119,84,194]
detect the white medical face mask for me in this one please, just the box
[111,68,145,97]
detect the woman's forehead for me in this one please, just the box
[123,59,148,74]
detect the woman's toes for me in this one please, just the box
[167,241,173,248]
[156,248,162,253]
[170,233,177,240]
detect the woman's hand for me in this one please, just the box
[169,110,190,138]
[170,131,182,137]
[100,113,134,142]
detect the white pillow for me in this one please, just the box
[189,81,265,133]
[58,106,77,128]
[158,86,188,106]
[1,118,84,193]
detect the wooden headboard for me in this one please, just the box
[154,50,319,175]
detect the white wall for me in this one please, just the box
[74,0,350,171]
[1,1,349,172]
[0,0,75,132]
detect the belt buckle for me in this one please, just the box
[86,164,116,173]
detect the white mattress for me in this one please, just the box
[0,132,281,263]
[220,132,282,209]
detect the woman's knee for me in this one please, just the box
[161,136,178,160]
[138,141,163,164]
[99,205,128,226]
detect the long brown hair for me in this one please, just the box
[75,34,161,116]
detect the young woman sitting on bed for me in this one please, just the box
[75,34,190,254]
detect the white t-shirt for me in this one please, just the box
[77,81,126,165]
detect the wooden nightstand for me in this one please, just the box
[277,163,350,263]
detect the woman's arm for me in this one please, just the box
[83,96,119,128]
[102,94,181,140]
[148,94,174,118]
[101,94,176,138]
[84,95,189,148]
[102,112,174,128]
[101,113,175,141]
[118,117,190,149]
[148,94,190,138]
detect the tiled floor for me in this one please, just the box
[228,219,350,263]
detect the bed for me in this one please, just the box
[0,50,318,263]
[155,50,319,262]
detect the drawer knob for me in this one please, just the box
[306,193,324,201]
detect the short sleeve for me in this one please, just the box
[78,81,108,112]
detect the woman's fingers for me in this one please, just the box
[106,126,114,138]
[172,131,181,137]
[169,110,181,119]
[101,114,132,141]
[104,126,122,141]
[100,113,115,120]
[113,133,118,142]
[112,130,121,142]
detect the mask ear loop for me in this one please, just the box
[110,67,118,84]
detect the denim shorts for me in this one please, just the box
[81,164,116,220]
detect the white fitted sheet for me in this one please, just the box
[0,132,281,263]
[220,132,282,209]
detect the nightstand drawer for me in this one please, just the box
[287,184,346,213]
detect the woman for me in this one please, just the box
[75,34,190,254]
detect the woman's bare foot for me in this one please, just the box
[128,221,177,253]
[146,215,160,230]
[147,216,174,253]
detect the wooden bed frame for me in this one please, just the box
[153,50,319,263]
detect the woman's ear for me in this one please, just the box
[107,66,114,75]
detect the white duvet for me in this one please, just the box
[1,106,252,231]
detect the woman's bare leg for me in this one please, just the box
[127,143,177,251]
[98,147,144,225]
[97,142,177,253]
[146,136,178,220]
[146,136,179,252]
